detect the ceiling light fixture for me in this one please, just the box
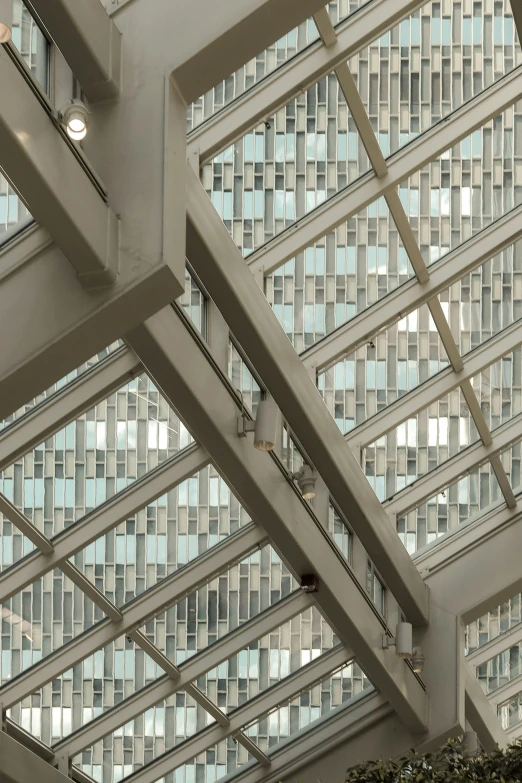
[237,396,279,451]
[60,99,90,141]
[382,621,413,659]
[0,0,12,43]
[411,646,425,673]
[291,464,317,499]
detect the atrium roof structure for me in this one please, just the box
[1,0,522,782]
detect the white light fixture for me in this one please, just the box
[411,646,425,673]
[291,465,316,499]
[237,396,278,452]
[60,99,90,141]
[0,0,12,43]
[382,621,413,659]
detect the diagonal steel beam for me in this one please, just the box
[170,0,327,105]
[0,347,141,471]
[0,43,119,288]
[187,0,429,164]
[346,318,522,451]
[127,305,428,733]
[301,204,522,373]
[0,443,210,602]
[383,412,522,519]
[119,647,352,783]
[24,0,121,102]
[247,66,522,277]
[183,166,429,629]
[0,524,267,709]
[54,591,314,758]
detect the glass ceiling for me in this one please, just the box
[3,0,522,780]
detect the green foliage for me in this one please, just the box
[345,738,522,782]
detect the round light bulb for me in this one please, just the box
[61,100,90,142]
[0,22,11,43]
[69,117,86,133]
[66,125,87,141]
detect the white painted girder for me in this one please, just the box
[0,524,267,709]
[0,443,210,602]
[54,592,314,758]
[418,497,522,624]
[23,0,121,102]
[169,0,327,104]
[183,165,429,629]
[464,666,507,750]
[0,231,178,421]
[187,0,431,164]
[127,304,428,733]
[301,203,522,373]
[247,66,522,276]
[0,44,119,288]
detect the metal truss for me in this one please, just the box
[6,0,522,779]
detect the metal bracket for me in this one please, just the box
[237,416,255,438]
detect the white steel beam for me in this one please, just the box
[418,496,522,623]
[301,204,522,373]
[123,646,352,783]
[489,674,522,710]
[24,0,121,102]
[183,166,429,629]
[169,0,327,105]
[467,623,522,669]
[0,44,119,288]
[384,412,522,518]
[247,66,522,277]
[187,0,429,164]
[0,347,141,471]
[346,318,522,451]
[464,666,507,750]
[0,524,267,708]
[54,591,314,758]
[0,230,178,422]
[127,306,429,734]
[0,731,71,783]
[0,443,210,602]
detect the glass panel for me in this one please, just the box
[140,545,296,665]
[327,504,351,564]
[466,593,522,655]
[317,304,449,434]
[244,660,372,748]
[477,644,522,694]
[265,200,415,353]
[178,269,206,335]
[196,607,338,709]
[201,79,369,257]
[0,373,186,544]
[0,342,123,431]
[441,240,522,354]
[72,466,252,607]
[6,634,146,743]
[397,462,502,554]
[355,1,521,157]
[498,691,522,729]
[500,440,522,489]
[12,1,48,90]
[227,341,262,415]
[327,0,365,25]
[188,20,319,130]
[1,570,99,680]
[399,107,522,268]
[362,387,476,502]
[471,346,522,432]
